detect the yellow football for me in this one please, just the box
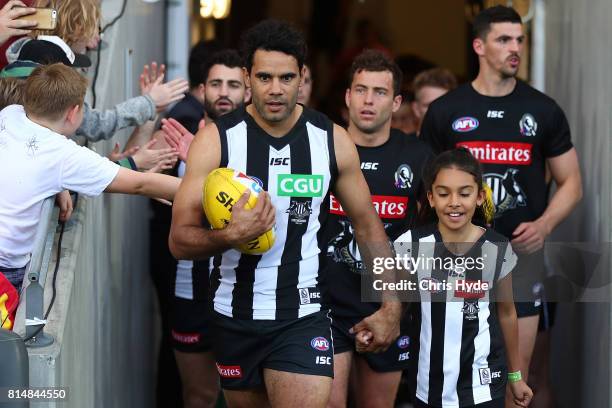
[202,168,275,255]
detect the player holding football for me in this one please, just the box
[170,20,401,408]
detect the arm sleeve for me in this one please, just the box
[542,103,573,158]
[498,242,518,281]
[76,96,156,142]
[59,142,120,197]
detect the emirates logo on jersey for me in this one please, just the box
[171,330,200,344]
[216,364,243,378]
[456,141,533,165]
[329,194,408,219]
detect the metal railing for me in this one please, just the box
[23,196,58,347]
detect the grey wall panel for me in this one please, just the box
[544,0,611,406]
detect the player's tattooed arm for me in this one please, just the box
[331,124,402,353]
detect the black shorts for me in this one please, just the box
[331,315,411,373]
[513,251,545,318]
[210,310,334,390]
[171,297,213,352]
[413,397,504,408]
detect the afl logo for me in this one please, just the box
[249,176,264,191]
[452,117,479,132]
[397,336,410,349]
[311,337,330,351]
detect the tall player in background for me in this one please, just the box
[324,50,432,408]
[169,20,401,408]
[420,6,582,407]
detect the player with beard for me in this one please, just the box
[169,20,402,408]
[419,6,582,407]
[324,50,433,408]
[201,49,250,121]
[159,48,249,408]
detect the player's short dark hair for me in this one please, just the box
[412,68,457,95]
[349,49,403,96]
[188,40,222,88]
[240,19,307,72]
[203,49,244,83]
[473,5,522,40]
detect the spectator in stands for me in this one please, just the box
[4,0,189,142]
[0,59,180,173]
[0,0,36,67]
[6,0,99,63]
[0,63,180,293]
[16,38,188,141]
[411,67,457,134]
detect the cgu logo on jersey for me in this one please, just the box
[484,169,527,217]
[519,113,538,136]
[330,194,408,219]
[452,116,479,132]
[278,174,324,197]
[286,201,312,224]
[311,337,330,351]
[456,141,533,165]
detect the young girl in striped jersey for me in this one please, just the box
[387,148,531,407]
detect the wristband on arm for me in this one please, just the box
[116,157,138,171]
[508,371,522,383]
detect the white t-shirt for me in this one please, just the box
[0,105,120,268]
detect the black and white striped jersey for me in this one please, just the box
[210,106,337,320]
[394,225,517,407]
[175,162,211,301]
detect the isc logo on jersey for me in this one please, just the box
[203,168,275,254]
[278,174,324,197]
[361,162,379,170]
[452,116,479,132]
[311,337,330,351]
